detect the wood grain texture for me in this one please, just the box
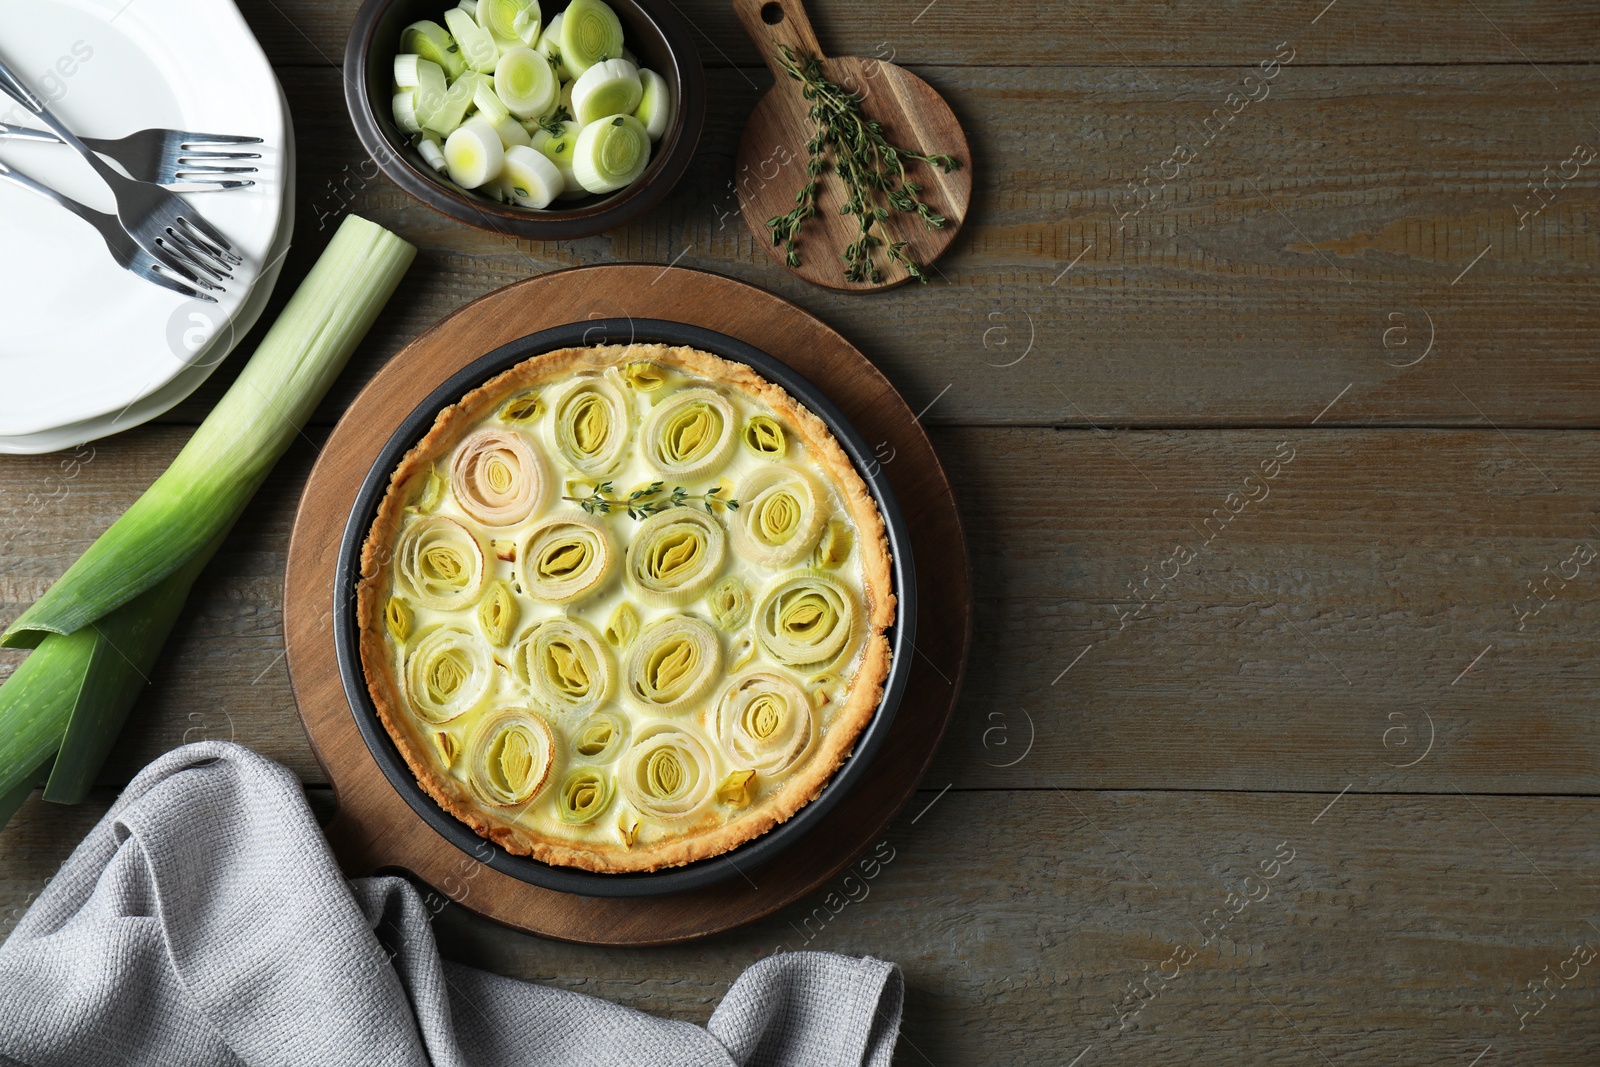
[281,265,969,942]
[0,1,1596,1056]
[152,64,1600,429]
[3,786,1595,1063]
[4,427,1594,795]
[236,0,1600,68]
[731,0,971,290]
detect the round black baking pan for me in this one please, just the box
[332,318,917,897]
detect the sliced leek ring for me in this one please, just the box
[571,113,651,194]
[416,131,449,171]
[639,387,735,481]
[408,58,449,131]
[557,766,614,823]
[399,53,439,95]
[500,144,564,208]
[432,729,460,768]
[714,669,817,776]
[559,0,624,79]
[752,572,858,672]
[530,120,580,193]
[623,361,667,391]
[741,414,786,459]
[729,631,757,671]
[393,90,424,135]
[520,616,613,715]
[429,71,482,136]
[716,769,756,808]
[400,19,466,81]
[708,574,751,631]
[494,47,558,120]
[813,519,853,567]
[475,579,519,646]
[573,709,628,761]
[511,4,542,46]
[624,508,726,606]
[534,11,563,64]
[571,58,642,127]
[394,53,425,87]
[604,601,639,648]
[444,7,499,73]
[404,625,494,723]
[477,0,540,51]
[517,515,614,603]
[449,428,546,526]
[619,721,714,822]
[623,614,721,712]
[551,373,630,475]
[498,390,543,424]
[635,67,672,141]
[395,515,488,611]
[406,466,446,513]
[471,78,511,124]
[385,596,413,642]
[730,466,828,568]
[467,707,554,807]
[443,117,504,187]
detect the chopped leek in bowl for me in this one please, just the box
[346,0,703,236]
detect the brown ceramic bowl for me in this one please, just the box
[344,0,704,238]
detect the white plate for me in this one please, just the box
[0,0,286,437]
[0,82,295,455]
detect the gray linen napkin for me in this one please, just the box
[0,741,902,1067]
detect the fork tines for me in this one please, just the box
[159,217,238,280]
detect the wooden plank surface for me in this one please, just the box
[2,787,1595,1064]
[3,426,1595,795]
[2,0,1598,1059]
[158,64,1600,429]
[237,0,1600,68]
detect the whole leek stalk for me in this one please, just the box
[4,215,415,648]
[0,215,415,817]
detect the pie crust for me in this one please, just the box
[356,343,894,872]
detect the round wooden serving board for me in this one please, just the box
[284,265,971,945]
[732,0,972,292]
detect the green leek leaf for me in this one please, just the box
[0,758,51,829]
[42,534,224,805]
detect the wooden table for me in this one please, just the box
[3,2,1598,1061]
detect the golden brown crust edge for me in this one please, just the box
[356,343,895,873]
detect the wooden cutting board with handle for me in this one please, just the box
[731,0,972,291]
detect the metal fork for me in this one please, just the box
[0,156,217,302]
[0,53,242,282]
[0,123,260,191]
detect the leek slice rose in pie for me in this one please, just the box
[357,343,894,872]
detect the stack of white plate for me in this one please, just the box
[0,0,294,454]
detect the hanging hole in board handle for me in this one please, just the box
[760,2,784,24]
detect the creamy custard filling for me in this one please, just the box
[366,348,884,863]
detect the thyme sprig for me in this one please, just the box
[765,44,961,285]
[538,105,573,136]
[564,480,740,520]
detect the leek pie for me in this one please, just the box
[357,343,894,872]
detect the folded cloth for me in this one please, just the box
[0,742,902,1067]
